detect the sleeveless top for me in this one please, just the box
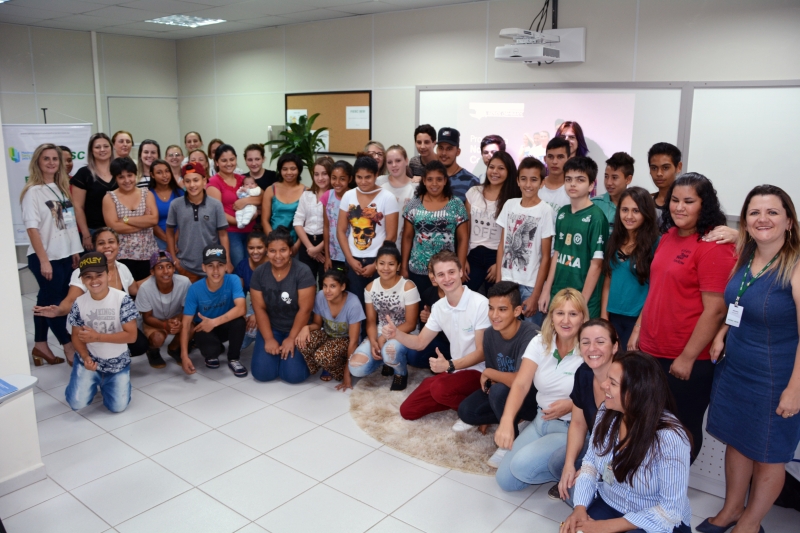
[208,174,254,233]
[109,189,158,261]
[271,184,301,242]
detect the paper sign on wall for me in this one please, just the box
[346,106,370,130]
[287,109,307,124]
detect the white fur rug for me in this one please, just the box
[350,368,498,476]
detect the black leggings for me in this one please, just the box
[194,317,246,361]
[458,382,538,437]
[129,329,149,357]
[656,356,715,463]
[298,234,324,290]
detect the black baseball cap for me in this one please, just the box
[437,127,460,147]
[202,245,227,265]
[79,252,108,275]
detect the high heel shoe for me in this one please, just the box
[32,347,65,366]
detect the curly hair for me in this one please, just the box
[659,173,727,239]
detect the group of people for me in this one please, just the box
[20,120,799,533]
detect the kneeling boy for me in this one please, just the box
[65,252,138,413]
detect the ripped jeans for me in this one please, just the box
[349,337,432,377]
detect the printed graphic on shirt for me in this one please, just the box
[45,199,73,230]
[371,290,406,327]
[326,194,345,260]
[347,203,383,251]
[83,307,120,334]
[323,317,348,337]
[495,352,515,372]
[502,213,540,272]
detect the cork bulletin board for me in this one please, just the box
[285,91,372,155]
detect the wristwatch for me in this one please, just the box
[123,216,129,224]
[447,360,455,373]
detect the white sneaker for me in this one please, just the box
[487,448,508,468]
[451,420,474,432]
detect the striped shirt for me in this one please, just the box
[574,407,692,533]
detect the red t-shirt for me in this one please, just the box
[639,227,736,361]
[207,174,254,233]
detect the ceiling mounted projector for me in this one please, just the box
[495,27,585,65]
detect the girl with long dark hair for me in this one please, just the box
[600,187,660,349]
[148,159,183,250]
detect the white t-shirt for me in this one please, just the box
[538,183,570,217]
[465,186,502,251]
[339,188,399,258]
[135,274,191,320]
[67,288,138,362]
[70,261,134,294]
[21,184,82,260]
[365,276,421,337]
[496,198,555,287]
[522,334,583,420]
[425,287,491,372]
[293,190,324,236]
[377,175,417,247]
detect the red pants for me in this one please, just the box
[400,370,482,420]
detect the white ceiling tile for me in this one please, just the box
[382,0,475,8]
[0,4,68,20]
[280,8,355,24]
[189,0,320,20]
[328,1,399,15]
[114,21,180,32]
[38,14,129,30]
[234,15,295,28]
[9,0,109,15]
[0,14,41,25]
[119,0,212,15]
[101,26,175,39]
[82,5,170,21]
[308,0,379,7]
[180,0,255,7]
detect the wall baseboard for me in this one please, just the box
[690,472,725,499]
[0,463,46,498]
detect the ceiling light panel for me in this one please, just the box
[147,15,226,28]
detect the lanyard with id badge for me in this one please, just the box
[45,184,76,228]
[726,252,779,327]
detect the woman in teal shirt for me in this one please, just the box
[261,153,307,251]
[600,187,660,350]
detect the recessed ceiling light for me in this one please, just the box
[146,15,226,28]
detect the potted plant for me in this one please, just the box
[265,113,328,176]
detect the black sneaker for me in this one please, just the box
[381,364,393,377]
[390,374,408,391]
[146,349,166,369]
[167,345,181,363]
[205,358,220,369]
[547,484,561,500]
[228,360,248,377]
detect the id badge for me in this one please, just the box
[63,206,76,227]
[725,303,743,327]
[602,463,615,486]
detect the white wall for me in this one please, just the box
[174,0,800,168]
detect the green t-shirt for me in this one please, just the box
[551,203,610,318]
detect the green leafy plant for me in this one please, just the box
[265,113,328,175]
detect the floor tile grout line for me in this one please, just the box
[0,478,67,521]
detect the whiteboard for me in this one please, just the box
[688,87,800,216]
[419,87,682,193]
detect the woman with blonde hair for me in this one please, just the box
[71,132,114,250]
[165,144,184,184]
[21,144,83,365]
[700,185,800,533]
[111,130,134,160]
[495,287,589,492]
[365,140,388,176]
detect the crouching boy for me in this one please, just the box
[65,252,138,413]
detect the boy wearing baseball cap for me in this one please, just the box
[436,127,479,202]
[180,245,248,377]
[65,252,139,413]
[135,251,192,368]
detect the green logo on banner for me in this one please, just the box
[9,147,20,163]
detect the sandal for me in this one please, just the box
[320,370,332,381]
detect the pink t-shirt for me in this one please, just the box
[207,174,254,233]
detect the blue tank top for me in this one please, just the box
[270,184,300,241]
[154,189,183,232]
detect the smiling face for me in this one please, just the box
[140,144,159,171]
[366,144,385,170]
[322,276,346,301]
[376,253,399,281]
[619,196,644,234]
[245,149,264,175]
[649,154,682,192]
[488,295,521,332]
[94,230,119,262]
[550,300,584,343]
[38,148,60,178]
[579,325,617,370]
[185,133,202,152]
[313,164,330,191]
[745,194,792,246]
[670,185,702,234]
[517,167,543,200]
[166,148,183,169]
[415,133,435,158]
[216,150,237,175]
[188,151,208,170]
[267,238,291,269]
[386,149,408,179]
[604,165,631,201]
[432,260,462,294]
[330,167,351,196]
[152,261,175,285]
[114,134,133,158]
[603,362,624,413]
[152,163,173,188]
[116,169,138,192]
[202,261,226,284]
[182,173,205,197]
[485,158,508,188]
[247,237,266,264]
[281,161,299,184]
[436,143,459,168]
[92,138,112,163]
[80,270,109,297]
[545,147,568,177]
[481,143,501,166]
[423,170,447,198]
[565,170,591,199]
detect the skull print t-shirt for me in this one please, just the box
[403,196,468,276]
[339,188,399,259]
[495,198,555,288]
[250,258,316,333]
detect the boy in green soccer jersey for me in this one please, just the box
[539,156,609,318]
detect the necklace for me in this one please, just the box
[272,264,290,280]
[155,187,173,202]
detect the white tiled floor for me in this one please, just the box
[4,292,799,532]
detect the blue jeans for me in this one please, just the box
[227,232,249,270]
[519,284,545,327]
[496,410,571,491]
[65,357,131,413]
[28,254,73,344]
[586,495,691,533]
[251,328,310,384]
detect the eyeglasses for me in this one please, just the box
[367,151,384,157]
[167,152,182,157]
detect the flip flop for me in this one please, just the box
[320,370,332,381]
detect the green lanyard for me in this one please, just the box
[735,252,779,306]
[44,184,68,207]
